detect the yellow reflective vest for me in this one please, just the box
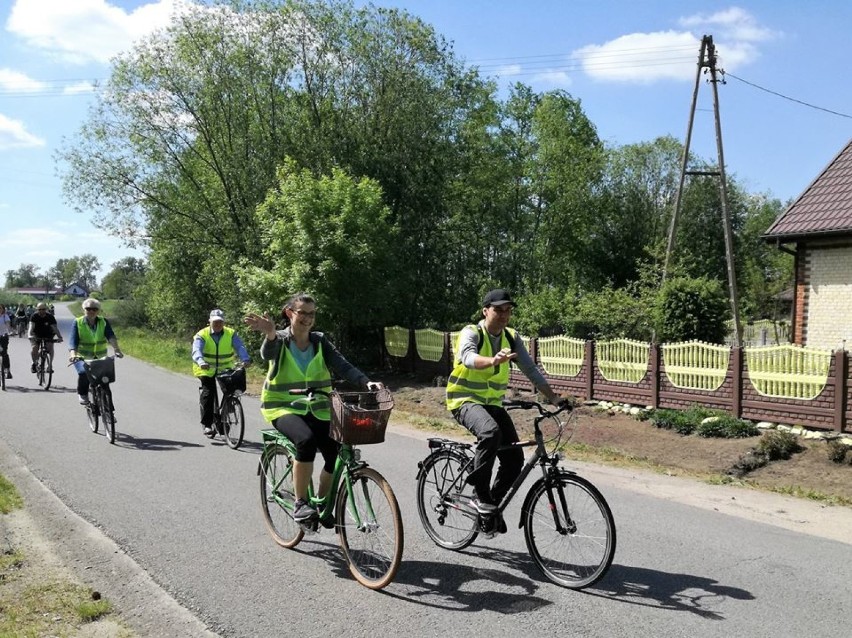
[75,316,108,359]
[260,336,333,423]
[446,325,516,410]
[192,327,236,377]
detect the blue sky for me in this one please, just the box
[2,0,851,282]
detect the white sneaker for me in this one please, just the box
[78,394,89,405]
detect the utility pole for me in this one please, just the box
[662,34,742,346]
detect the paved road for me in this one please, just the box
[1,304,851,637]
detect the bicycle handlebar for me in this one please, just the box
[503,397,575,417]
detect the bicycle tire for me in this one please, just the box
[100,386,116,444]
[36,352,46,387]
[523,473,616,589]
[223,396,245,449]
[87,392,99,433]
[416,449,479,550]
[335,466,403,590]
[44,353,53,390]
[259,443,303,548]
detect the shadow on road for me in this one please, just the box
[114,433,205,451]
[586,564,755,620]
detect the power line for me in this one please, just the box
[725,72,852,120]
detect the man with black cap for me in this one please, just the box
[446,289,564,536]
[192,309,251,436]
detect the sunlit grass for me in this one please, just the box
[0,474,23,513]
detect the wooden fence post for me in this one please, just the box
[650,343,660,409]
[731,346,743,419]
[585,340,595,401]
[833,349,847,433]
[407,328,417,374]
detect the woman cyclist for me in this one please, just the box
[244,292,383,522]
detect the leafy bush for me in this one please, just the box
[109,298,149,329]
[648,408,696,435]
[757,430,802,461]
[697,415,759,438]
[826,440,849,464]
[653,276,730,343]
[572,285,653,341]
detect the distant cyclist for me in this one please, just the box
[28,302,63,373]
[0,304,11,378]
[68,298,123,404]
[191,309,251,436]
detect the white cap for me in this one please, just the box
[208,309,225,323]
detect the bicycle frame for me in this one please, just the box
[424,403,573,528]
[260,429,366,530]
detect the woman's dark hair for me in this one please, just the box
[279,292,316,327]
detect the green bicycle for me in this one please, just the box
[258,387,404,590]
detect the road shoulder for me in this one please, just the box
[0,437,219,638]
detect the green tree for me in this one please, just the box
[101,257,148,299]
[653,276,731,343]
[236,159,398,353]
[4,264,40,288]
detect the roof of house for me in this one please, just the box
[763,138,852,241]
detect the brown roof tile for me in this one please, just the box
[764,138,852,240]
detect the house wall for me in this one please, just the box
[803,244,852,349]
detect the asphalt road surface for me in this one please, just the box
[1,304,851,637]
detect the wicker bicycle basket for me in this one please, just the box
[330,388,394,445]
[85,357,115,385]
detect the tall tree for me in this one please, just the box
[4,264,40,288]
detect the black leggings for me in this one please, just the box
[273,412,340,473]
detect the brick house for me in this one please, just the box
[763,138,852,349]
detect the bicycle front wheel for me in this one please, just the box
[336,467,403,590]
[523,473,616,589]
[416,450,478,550]
[259,444,303,549]
[100,386,116,444]
[37,353,46,387]
[223,397,245,449]
[87,393,99,433]
[44,353,53,390]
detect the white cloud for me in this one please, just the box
[574,7,778,84]
[573,31,699,84]
[0,113,45,149]
[531,70,571,87]
[6,0,188,65]
[0,227,64,249]
[0,68,46,91]
[63,81,97,95]
[495,64,523,77]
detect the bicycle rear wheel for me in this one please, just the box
[416,450,478,550]
[223,397,245,449]
[44,353,53,390]
[335,467,403,590]
[523,473,616,589]
[100,386,116,444]
[259,443,303,548]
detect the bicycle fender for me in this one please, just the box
[518,470,577,528]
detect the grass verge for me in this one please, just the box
[0,473,130,636]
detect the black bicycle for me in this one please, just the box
[415,398,616,589]
[34,338,58,390]
[76,356,120,444]
[203,366,246,449]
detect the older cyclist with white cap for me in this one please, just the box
[192,309,251,436]
[68,298,121,404]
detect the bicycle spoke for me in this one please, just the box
[524,475,616,589]
[259,444,303,548]
[416,450,478,550]
[336,467,403,590]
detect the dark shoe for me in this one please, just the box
[293,499,317,522]
[495,513,507,534]
[203,425,214,436]
[31,363,36,373]
[78,394,89,405]
[4,371,10,379]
